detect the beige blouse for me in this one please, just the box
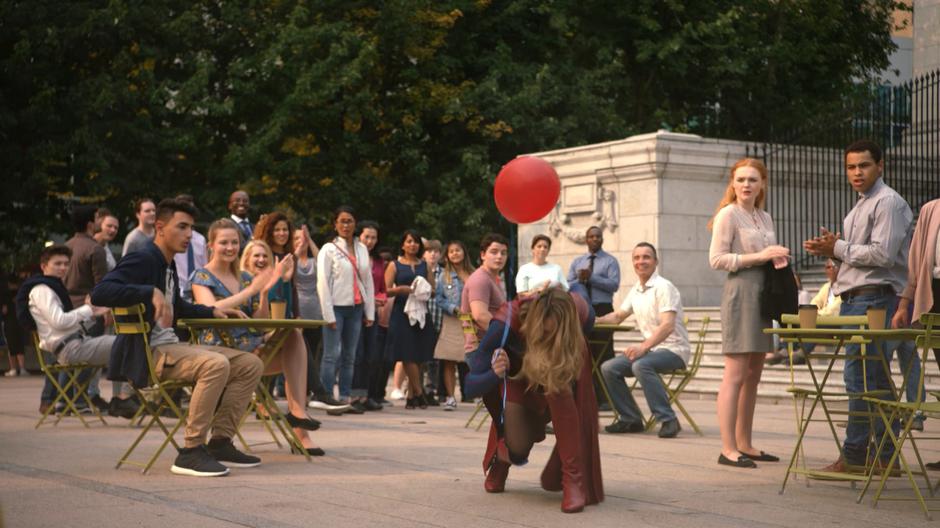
[709,204,777,272]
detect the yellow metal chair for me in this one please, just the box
[626,316,709,435]
[860,313,940,519]
[112,304,194,474]
[32,332,107,428]
[459,311,491,431]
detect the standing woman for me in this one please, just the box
[516,235,568,294]
[385,230,436,409]
[317,206,375,406]
[434,241,475,410]
[293,224,350,413]
[190,221,324,455]
[708,158,790,468]
[350,221,387,411]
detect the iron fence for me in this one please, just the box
[747,70,940,272]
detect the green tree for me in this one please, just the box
[0,0,905,269]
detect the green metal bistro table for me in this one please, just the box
[588,323,635,420]
[179,318,327,461]
[764,326,923,493]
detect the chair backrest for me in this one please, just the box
[685,316,710,376]
[31,331,52,370]
[111,304,159,382]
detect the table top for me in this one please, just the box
[763,327,924,340]
[179,318,327,330]
[592,323,635,332]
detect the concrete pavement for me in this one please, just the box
[0,374,936,527]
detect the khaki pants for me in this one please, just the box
[154,343,263,448]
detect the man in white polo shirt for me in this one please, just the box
[597,242,690,438]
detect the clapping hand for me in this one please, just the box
[803,227,840,258]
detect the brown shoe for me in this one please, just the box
[39,402,53,415]
[815,457,865,477]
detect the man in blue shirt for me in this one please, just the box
[567,226,620,316]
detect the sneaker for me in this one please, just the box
[364,398,383,411]
[912,413,925,432]
[206,438,261,468]
[389,388,406,400]
[108,397,140,419]
[308,394,352,412]
[605,419,645,434]
[90,395,110,412]
[443,397,457,411]
[345,401,366,414]
[171,445,230,476]
[5,368,20,377]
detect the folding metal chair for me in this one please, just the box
[112,304,194,474]
[32,332,107,429]
[859,313,940,519]
[459,311,491,430]
[628,316,709,435]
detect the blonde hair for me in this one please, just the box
[241,239,274,275]
[206,218,242,278]
[515,288,584,394]
[707,158,769,230]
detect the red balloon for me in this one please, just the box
[494,156,561,224]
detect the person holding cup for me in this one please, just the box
[708,157,789,468]
[189,221,324,456]
[803,139,913,475]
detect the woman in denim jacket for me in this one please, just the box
[433,241,475,410]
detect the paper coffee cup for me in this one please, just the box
[798,304,818,329]
[866,307,886,330]
[270,301,287,320]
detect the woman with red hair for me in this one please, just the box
[708,158,790,468]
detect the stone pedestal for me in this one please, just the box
[519,131,751,307]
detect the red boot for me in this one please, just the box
[540,446,563,492]
[547,393,586,513]
[484,459,510,493]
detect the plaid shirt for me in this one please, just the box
[427,265,444,333]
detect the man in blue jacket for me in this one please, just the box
[92,198,263,477]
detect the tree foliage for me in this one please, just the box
[0,0,903,268]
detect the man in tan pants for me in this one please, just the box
[92,198,263,477]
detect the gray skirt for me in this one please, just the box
[720,266,773,354]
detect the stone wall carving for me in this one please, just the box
[548,182,617,245]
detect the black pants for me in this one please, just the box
[368,326,391,401]
[303,327,327,397]
[590,302,615,404]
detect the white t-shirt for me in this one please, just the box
[619,272,691,365]
[515,262,569,293]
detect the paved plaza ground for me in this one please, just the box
[1,375,937,527]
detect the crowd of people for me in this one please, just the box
[3,137,939,512]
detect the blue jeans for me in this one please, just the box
[840,293,901,464]
[320,305,363,400]
[600,348,685,423]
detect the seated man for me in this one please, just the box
[92,198,264,477]
[598,242,691,438]
[16,244,139,418]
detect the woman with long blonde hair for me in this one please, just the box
[708,158,790,468]
[189,222,325,456]
[464,287,603,514]
[432,240,476,409]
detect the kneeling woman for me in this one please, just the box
[465,288,603,513]
[188,219,324,456]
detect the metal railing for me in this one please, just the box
[747,70,940,272]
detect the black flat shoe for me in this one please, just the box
[417,394,428,409]
[285,413,321,431]
[291,445,326,456]
[742,451,779,462]
[405,397,416,410]
[718,454,757,468]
